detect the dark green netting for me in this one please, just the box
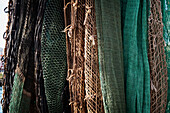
[121,0,150,113]
[41,0,67,112]
[95,0,126,113]
[9,73,25,113]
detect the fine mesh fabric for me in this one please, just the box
[148,0,168,112]
[165,0,170,111]
[166,46,170,113]
[41,0,67,112]
[95,0,126,113]
[121,0,150,113]
[64,0,86,112]
[84,0,104,113]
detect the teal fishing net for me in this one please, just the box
[161,0,170,112]
[41,0,67,112]
[121,0,150,113]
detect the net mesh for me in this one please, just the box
[148,0,168,112]
[161,0,170,112]
[95,0,126,112]
[84,0,104,113]
[41,0,67,112]
[64,0,104,112]
[64,0,86,112]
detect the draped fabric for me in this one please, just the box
[95,0,126,113]
[41,0,67,112]
[121,0,150,113]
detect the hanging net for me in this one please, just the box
[161,0,170,112]
[41,0,67,112]
[84,0,104,113]
[121,0,151,113]
[148,0,168,113]
[64,0,104,112]
[95,0,126,113]
[64,0,86,112]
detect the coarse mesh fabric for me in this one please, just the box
[121,0,151,113]
[64,0,86,112]
[84,0,104,113]
[41,0,67,112]
[95,0,126,113]
[148,0,168,113]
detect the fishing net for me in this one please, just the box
[34,0,48,112]
[95,0,126,112]
[148,0,168,112]
[9,0,39,112]
[166,45,170,113]
[161,0,170,112]
[41,0,67,112]
[2,0,24,112]
[84,0,104,113]
[121,0,151,113]
[64,0,86,112]
[64,0,104,112]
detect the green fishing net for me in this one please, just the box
[121,0,150,113]
[95,0,126,113]
[41,0,67,112]
[162,0,170,112]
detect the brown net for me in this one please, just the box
[148,0,168,112]
[64,0,86,112]
[84,0,104,113]
[64,0,104,112]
